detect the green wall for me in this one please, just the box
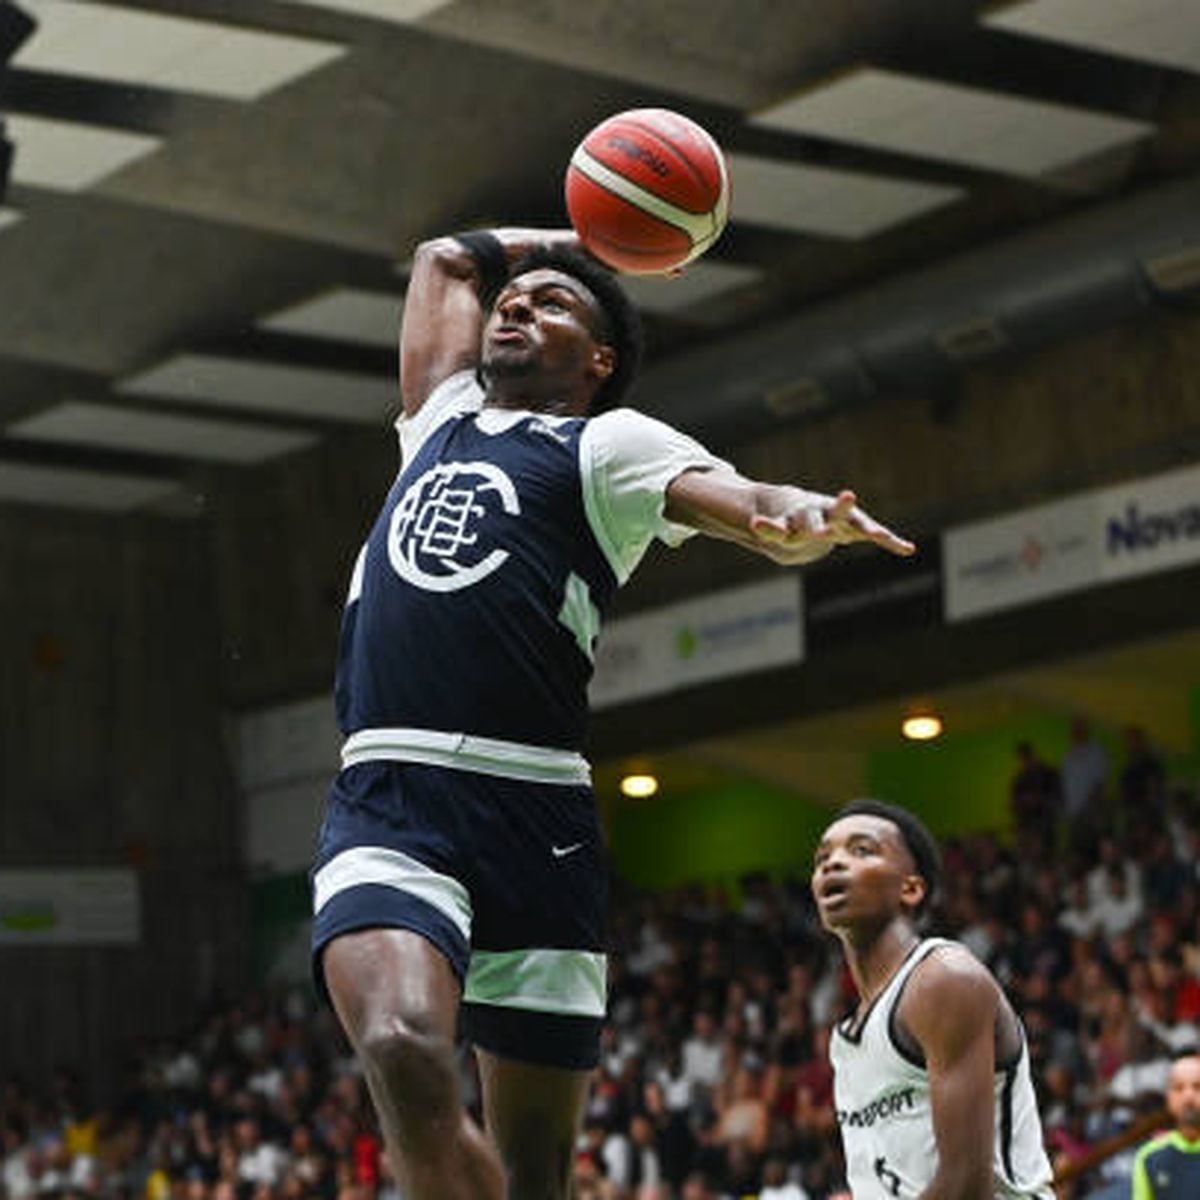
[606,779,831,890]
[252,872,310,980]
[864,714,1073,837]
[604,714,1145,889]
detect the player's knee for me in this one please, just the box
[357,1015,455,1100]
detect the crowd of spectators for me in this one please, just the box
[1,719,1197,1200]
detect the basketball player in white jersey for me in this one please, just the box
[812,799,1054,1199]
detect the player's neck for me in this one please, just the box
[484,376,590,416]
[842,919,921,1006]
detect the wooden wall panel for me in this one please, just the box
[0,508,246,1090]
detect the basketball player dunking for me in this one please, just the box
[309,226,915,1200]
[813,800,1055,1199]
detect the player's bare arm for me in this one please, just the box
[400,227,584,416]
[664,468,916,564]
[899,948,999,1200]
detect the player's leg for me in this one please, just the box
[474,1047,592,1199]
[459,775,610,1200]
[311,762,504,1200]
[323,928,505,1200]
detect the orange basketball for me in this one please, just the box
[565,108,730,275]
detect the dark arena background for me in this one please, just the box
[3,3,1200,1199]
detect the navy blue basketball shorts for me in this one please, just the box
[311,760,608,1070]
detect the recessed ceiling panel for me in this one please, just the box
[5,115,161,191]
[9,403,316,464]
[620,261,765,314]
[752,68,1153,177]
[0,461,178,512]
[259,288,403,347]
[986,0,1200,75]
[118,355,394,424]
[285,1,451,23]
[15,2,346,100]
[728,152,962,239]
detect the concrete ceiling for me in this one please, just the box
[4,0,1200,510]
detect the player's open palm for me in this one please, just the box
[751,488,916,562]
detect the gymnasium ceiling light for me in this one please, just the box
[620,774,659,799]
[902,712,944,741]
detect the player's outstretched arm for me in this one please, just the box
[400,228,584,417]
[663,468,915,565]
[901,948,999,1200]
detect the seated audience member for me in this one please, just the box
[1130,1050,1200,1199]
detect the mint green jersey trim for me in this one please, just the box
[464,948,607,1017]
[558,572,601,661]
[341,727,591,786]
[578,429,633,585]
[311,845,472,939]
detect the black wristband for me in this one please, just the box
[453,231,509,304]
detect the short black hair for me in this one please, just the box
[833,798,942,917]
[505,245,644,413]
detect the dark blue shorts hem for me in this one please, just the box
[311,883,470,1002]
[462,1002,603,1070]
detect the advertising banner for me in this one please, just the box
[0,869,140,945]
[944,462,1200,621]
[805,541,942,649]
[590,576,803,710]
[1100,463,1200,583]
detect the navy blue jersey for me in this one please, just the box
[335,373,726,757]
[1132,1131,1200,1199]
[337,409,617,750]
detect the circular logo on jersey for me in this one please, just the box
[387,460,520,592]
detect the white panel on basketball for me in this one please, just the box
[569,147,716,246]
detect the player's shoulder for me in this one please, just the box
[902,942,1000,1022]
[580,406,674,459]
[396,369,483,461]
[1135,1129,1184,1161]
[583,405,709,458]
[587,405,676,435]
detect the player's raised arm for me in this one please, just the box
[901,949,999,1200]
[400,227,585,417]
[663,467,916,565]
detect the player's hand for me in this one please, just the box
[750,489,916,561]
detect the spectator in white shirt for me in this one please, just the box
[234,1118,289,1188]
[681,1011,724,1094]
[1,1130,37,1200]
[1087,836,1141,908]
[1058,877,1097,940]
[1061,716,1107,851]
[759,1155,809,1200]
[1092,865,1146,939]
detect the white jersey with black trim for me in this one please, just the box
[829,938,1054,1199]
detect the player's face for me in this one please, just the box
[811,814,925,934]
[482,269,613,390]
[1167,1056,1200,1130]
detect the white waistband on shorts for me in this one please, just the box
[341,726,592,786]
